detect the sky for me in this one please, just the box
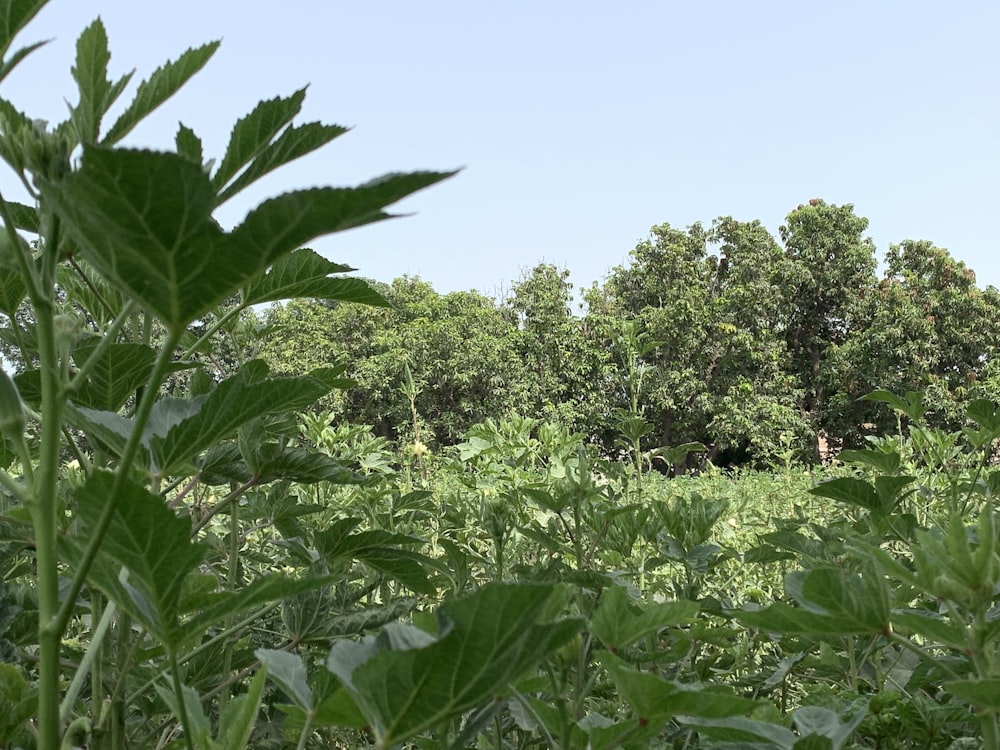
[2,1,998,300]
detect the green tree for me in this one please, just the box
[262,276,525,444]
[832,240,1000,438]
[598,218,807,463]
[505,263,614,435]
[779,200,877,448]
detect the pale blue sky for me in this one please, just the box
[4,1,998,297]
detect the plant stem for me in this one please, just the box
[60,600,117,724]
[169,651,196,750]
[32,214,65,750]
[54,329,183,637]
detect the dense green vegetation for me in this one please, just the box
[260,211,1000,466]
[2,4,1000,750]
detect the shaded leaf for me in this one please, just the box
[600,653,758,720]
[946,678,1000,711]
[75,470,205,646]
[175,122,202,165]
[70,339,157,411]
[590,585,698,651]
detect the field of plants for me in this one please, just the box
[2,3,1000,749]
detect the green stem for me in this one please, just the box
[32,215,65,750]
[169,651,196,750]
[181,302,246,359]
[54,329,183,637]
[217,493,241,716]
[60,600,117,724]
[983,712,999,750]
[125,601,281,706]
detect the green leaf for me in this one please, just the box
[836,449,900,475]
[679,715,797,747]
[2,199,38,233]
[103,41,220,145]
[152,362,343,475]
[70,339,157,411]
[175,122,203,165]
[231,171,456,268]
[74,470,206,646]
[0,36,45,85]
[326,583,582,748]
[255,649,312,711]
[732,602,874,636]
[590,585,698,651]
[39,146,228,331]
[946,678,1000,711]
[179,575,335,646]
[0,264,25,315]
[154,680,211,747]
[968,399,1000,434]
[810,477,883,514]
[249,446,359,485]
[212,88,306,190]
[784,567,889,632]
[0,0,46,60]
[862,390,925,423]
[217,667,266,750]
[217,120,348,205]
[792,705,867,750]
[42,148,453,332]
[69,18,114,143]
[600,653,758,720]
[243,248,389,307]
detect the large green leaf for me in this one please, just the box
[212,88,306,190]
[315,521,435,594]
[590,585,698,651]
[810,477,886,514]
[784,567,890,633]
[2,199,38,233]
[42,147,453,332]
[102,41,220,144]
[243,248,389,306]
[326,584,582,748]
[732,602,876,636]
[216,120,348,205]
[39,146,229,331]
[946,678,1000,711]
[74,470,206,646]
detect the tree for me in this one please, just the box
[505,264,614,435]
[598,218,807,463]
[262,277,526,444]
[832,240,1000,437]
[779,200,877,449]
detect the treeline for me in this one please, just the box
[257,200,1000,465]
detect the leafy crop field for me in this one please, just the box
[1,3,999,749]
